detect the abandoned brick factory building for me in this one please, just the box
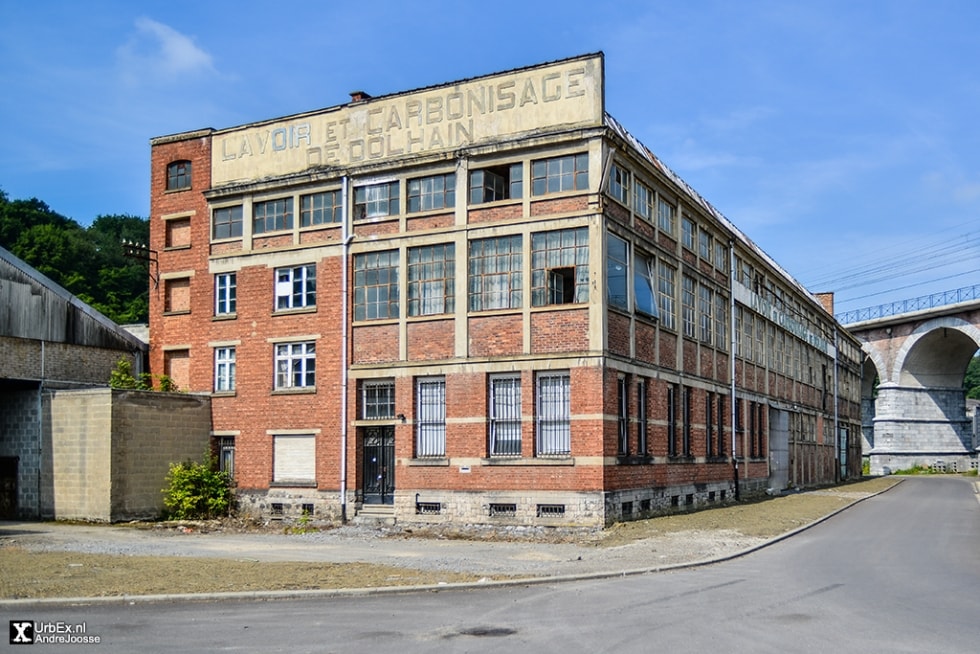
[149,53,863,527]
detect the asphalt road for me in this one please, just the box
[9,476,979,653]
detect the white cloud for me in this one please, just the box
[116,17,216,84]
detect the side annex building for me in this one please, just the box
[149,53,863,527]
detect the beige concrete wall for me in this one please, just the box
[49,389,113,521]
[47,388,211,521]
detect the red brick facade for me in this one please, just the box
[148,55,863,527]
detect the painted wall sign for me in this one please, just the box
[211,55,603,185]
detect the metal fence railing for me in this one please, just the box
[836,283,980,325]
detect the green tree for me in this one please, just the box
[964,354,980,399]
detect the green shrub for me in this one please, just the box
[109,357,180,392]
[162,455,233,520]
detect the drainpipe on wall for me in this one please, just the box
[729,240,740,500]
[339,175,352,523]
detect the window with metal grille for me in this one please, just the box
[217,436,235,477]
[468,235,522,311]
[213,205,243,239]
[490,375,522,456]
[537,504,565,517]
[617,377,628,455]
[407,173,455,213]
[608,163,629,205]
[300,190,342,226]
[658,261,676,331]
[416,378,446,457]
[354,250,399,320]
[706,392,715,457]
[253,197,293,234]
[717,394,726,456]
[606,233,628,311]
[489,503,517,517]
[275,342,315,390]
[275,264,316,310]
[166,160,191,190]
[532,227,589,306]
[354,181,399,220]
[416,502,442,515]
[362,380,395,419]
[682,275,697,338]
[536,372,570,456]
[408,243,455,316]
[667,384,678,457]
[214,347,236,392]
[470,163,523,203]
[683,386,692,457]
[215,273,236,316]
[531,153,588,196]
[637,379,648,454]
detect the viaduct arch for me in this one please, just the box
[845,300,980,475]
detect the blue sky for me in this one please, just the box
[2,0,978,316]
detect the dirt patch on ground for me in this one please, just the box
[0,477,901,600]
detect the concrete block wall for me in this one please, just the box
[0,389,41,518]
[45,388,211,522]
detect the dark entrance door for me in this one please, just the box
[362,426,394,505]
[0,457,18,519]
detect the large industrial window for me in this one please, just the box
[634,253,659,319]
[606,233,629,311]
[416,377,446,458]
[699,229,713,264]
[470,163,522,203]
[354,181,399,220]
[468,235,522,311]
[274,342,315,390]
[682,215,696,251]
[657,198,675,235]
[609,163,629,205]
[489,375,522,457]
[362,380,395,419]
[699,283,713,345]
[634,180,654,221]
[212,205,243,239]
[166,160,191,191]
[275,264,316,311]
[682,275,697,338]
[354,250,399,320]
[536,372,570,456]
[214,347,236,393]
[658,261,676,331]
[300,190,342,226]
[532,227,589,306]
[531,153,588,196]
[714,292,728,351]
[408,243,455,316]
[407,173,455,213]
[253,198,294,234]
[214,273,236,316]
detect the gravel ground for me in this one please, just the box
[0,477,901,600]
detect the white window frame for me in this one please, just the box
[215,272,236,315]
[275,342,316,390]
[214,346,236,392]
[415,377,446,457]
[275,264,316,311]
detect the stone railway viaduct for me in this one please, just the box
[842,289,980,475]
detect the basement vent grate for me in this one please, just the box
[489,503,517,517]
[536,504,565,518]
[416,502,442,515]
